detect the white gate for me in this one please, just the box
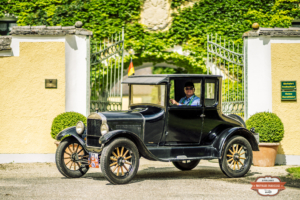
[90,28,124,112]
[207,34,244,117]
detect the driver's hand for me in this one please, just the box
[170,99,179,105]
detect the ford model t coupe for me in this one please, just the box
[55,74,259,184]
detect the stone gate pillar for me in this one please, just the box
[243,27,300,165]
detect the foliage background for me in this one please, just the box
[2,0,300,72]
[2,0,300,102]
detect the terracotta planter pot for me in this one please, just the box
[253,143,279,167]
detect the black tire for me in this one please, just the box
[55,138,89,178]
[172,160,200,171]
[100,138,139,185]
[219,136,253,178]
[228,114,246,128]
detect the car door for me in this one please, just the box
[200,78,224,142]
[164,78,204,145]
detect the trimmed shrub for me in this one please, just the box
[51,111,87,139]
[246,112,284,143]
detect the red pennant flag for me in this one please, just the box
[128,58,135,76]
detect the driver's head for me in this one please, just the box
[184,82,195,97]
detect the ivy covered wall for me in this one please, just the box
[1,0,300,73]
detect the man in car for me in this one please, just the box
[170,82,200,106]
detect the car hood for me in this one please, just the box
[101,111,143,121]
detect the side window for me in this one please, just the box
[205,83,215,99]
[205,79,218,107]
[169,79,202,106]
[194,82,201,98]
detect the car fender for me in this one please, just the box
[56,126,87,152]
[212,127,259,158]
[100,130,160,161]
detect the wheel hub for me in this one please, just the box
[71,153,78,161]
[117,157,125,166]
[233,153,240,161]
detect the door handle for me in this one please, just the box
[200,114,206,118]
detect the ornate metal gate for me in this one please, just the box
[207,34,244,117]
[90,28,124,112]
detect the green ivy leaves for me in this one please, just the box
[2,0,300,77]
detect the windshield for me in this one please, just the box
[130,85,166,107]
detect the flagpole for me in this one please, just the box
[120,27,124,109]
[130,57,133,76]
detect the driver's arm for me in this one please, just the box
[170,99,179,105]
[170,98,183,106]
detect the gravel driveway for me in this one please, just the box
[0,159,299,199]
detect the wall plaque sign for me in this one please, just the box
[45,79,57,88]
[281,91,297,100]
[281,81,296,90]
[281,81,296,101]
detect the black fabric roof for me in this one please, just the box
[122,76,168,84]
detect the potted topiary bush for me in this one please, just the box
[246,112,284,167]
[51,111,87,146]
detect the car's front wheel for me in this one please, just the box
[172,160,200,171]
[219,136,253,178]
[100,138,139,184]
[55,138,89,178]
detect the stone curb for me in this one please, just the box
[0,36,12,51]
[0,22,92,51]
[243,27,300,37]
[10,26,92,36]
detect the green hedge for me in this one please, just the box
[51,111,87,139]
[246,112,284,143]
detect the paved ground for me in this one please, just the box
[0,159,299,200]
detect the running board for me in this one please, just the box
[147,146,219,161]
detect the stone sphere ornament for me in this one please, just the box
[252,23,259,30]
[75,21,83,28]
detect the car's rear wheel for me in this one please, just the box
[55,138,89,178]
[172,160,200,171]
[219,136,252,178]
[100,138,139,184]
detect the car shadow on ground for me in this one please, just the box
[79,165,300,189]
[81,165,265,185]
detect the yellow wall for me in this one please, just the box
[0,42,65,153]
[271,43,300,155]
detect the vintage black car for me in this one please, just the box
[55,74,259,184]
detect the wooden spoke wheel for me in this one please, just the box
[101,138,139,185]
[172,160,200,171]
[64,143,86,170]
[109,146,133,177]
[219,136,252,178]
[55,138,89,178]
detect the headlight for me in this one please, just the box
[76,121,85,134]
[101,124,109,135]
